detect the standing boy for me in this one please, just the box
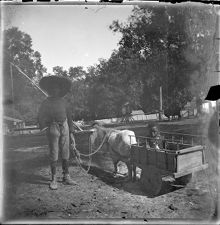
[38,76,76,190]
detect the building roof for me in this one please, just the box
[3,116,23,122]
[131,110,145,115]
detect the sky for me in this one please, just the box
[3,4,133,73]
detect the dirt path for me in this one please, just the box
[2,119,218,223]
[3,146,217,222]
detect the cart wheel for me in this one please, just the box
[140,165,162,196]
[175,174,192,185]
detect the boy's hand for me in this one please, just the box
[70,133,75,145]
[41,126,48,132]
[70,130,78,135]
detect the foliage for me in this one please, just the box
[3,27,47,124]
[3,5,216,123]
[108,5,216,113]
[53,66,68,77]
[68,66,86,81]
[183,5,216,97]
[65,79,90,121]
[42,5,216,120]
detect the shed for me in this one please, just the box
[3,116,25,135]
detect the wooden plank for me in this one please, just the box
[146,148,149,165]
[138,147,141,164]
[157,151,166,170]
[165,151,169,171]
[133,146,139,164]
[166,142,177,151]
[131,144,177,172]
[148,150,156,166]
[177,151,203,172]
[177,145,203,154]
[131,145,204,174]
[140,149,146,165]
[178,144,192,150]
[131,145,146,168]
[167,154,176,172]
[174,164,208,178]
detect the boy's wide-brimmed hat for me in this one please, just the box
[39,75,72,97]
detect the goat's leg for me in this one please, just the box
[110,148,119,177]
[132,164,136,182]
[125,162,132,181]
[113,159,119,177]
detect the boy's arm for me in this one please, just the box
[38,101,48,130]
[66,105,75,133]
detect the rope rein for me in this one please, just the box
[78,132,109,157]
[70,133,92,174]
[40,125,109,174]
[70,131,111,174]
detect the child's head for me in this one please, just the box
[148,122,160,137]
[151,126,159,138]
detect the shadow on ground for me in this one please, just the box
[85,164,183,198]
[4,154,79,186]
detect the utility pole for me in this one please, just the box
[10,63,48,97]
[159,86,163,121]
[10,63,15,118]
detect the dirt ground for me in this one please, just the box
[2,117,219,224]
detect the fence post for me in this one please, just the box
[159,86,163,121]
[177,143,180,150]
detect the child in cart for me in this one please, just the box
[147,122,164,150]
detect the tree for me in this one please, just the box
[66,5,216,120]
[3,27,47,124]
[68,66,86,80]
[52,66,68,77]
[65,79,90,121]
[32,51,47,83]
[109,5,216,113]
[183,5,216,98]
[87,82,126,119]
[109,6,172,112]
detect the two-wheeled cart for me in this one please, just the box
[131,132,208,196]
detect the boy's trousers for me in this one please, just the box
[47,119,70,162]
